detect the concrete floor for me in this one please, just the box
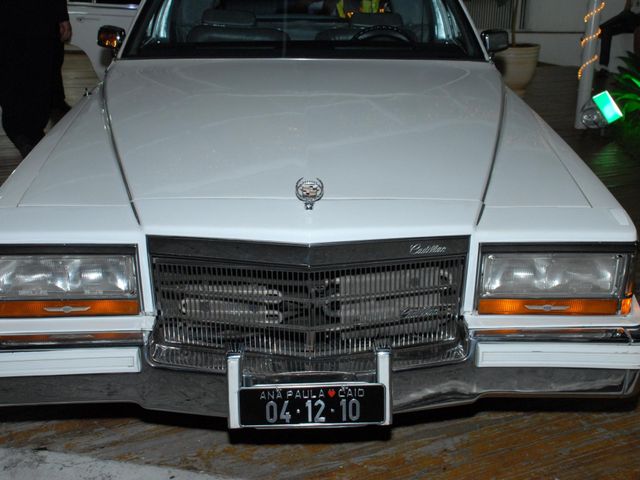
[0,56,640,479]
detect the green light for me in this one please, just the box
[592,91,624,125]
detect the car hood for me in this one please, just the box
[104,58,503,202]
[7,58,606,244]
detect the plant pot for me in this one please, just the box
[494,44,541,97]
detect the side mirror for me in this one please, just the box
[481,29,509,54]
[98,26,126,53]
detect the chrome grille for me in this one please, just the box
[148,237,468,372]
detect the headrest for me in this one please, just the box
[349,12,403,27]
[225,0,281,15]
[202,9,256,27]
[188,25,290,42]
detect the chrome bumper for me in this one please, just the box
[0,337,638,419]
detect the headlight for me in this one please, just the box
[0,250,139,318]
[477,247,635,315]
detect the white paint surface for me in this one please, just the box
[476,342,640,369]
[0,348,141,377]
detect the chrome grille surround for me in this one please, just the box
[148,236,469,373]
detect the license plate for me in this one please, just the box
[239,384,385,427]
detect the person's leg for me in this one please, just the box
[0,38,31,155]
[0,41,9,135]
[50,41,70,123]
[2,40,54,157]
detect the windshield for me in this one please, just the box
[124,0,483,60]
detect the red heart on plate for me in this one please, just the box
[328,389,336,398]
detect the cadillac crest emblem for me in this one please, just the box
[295,178,324,210]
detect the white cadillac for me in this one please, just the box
[0,0,637,429]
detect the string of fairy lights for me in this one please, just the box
[578,1,606,79]
[584,0,606,22]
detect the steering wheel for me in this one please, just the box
[352,25,414,44]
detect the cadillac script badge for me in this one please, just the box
[296,178,324,210]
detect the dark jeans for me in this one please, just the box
[51,41,66,109]
[0,38,55,155]
[600,11,640,66]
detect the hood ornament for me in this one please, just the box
[296,178,324,210]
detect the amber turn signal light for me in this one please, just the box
[477,298,620,316]
[100,36,119,49]
[0,300,140,318]
[97,26,126,50]
[620,297,633,315]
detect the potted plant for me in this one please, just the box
[493,0,541,96]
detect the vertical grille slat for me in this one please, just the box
[149,237,468,372]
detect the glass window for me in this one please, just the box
[124,0,483,60]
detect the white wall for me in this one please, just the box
[525,0,588,32]
[519,0,635,69]
[517,32,583,65]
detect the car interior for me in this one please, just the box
[126,0,480,59]
[168,0,443,44]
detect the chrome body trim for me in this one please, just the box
[147,235,471,266]
[0,332,144,349]
[0,335,638,420]
[227,347,393,429]
[101,78,142,225]
[148,236,469,371]
[227,351,242,429]
[376,349,393,426]
[43,306,92,314]
[471,327,633,342]
[476,84,506,226]
[295,178,324,210]
[68,2,139,10]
